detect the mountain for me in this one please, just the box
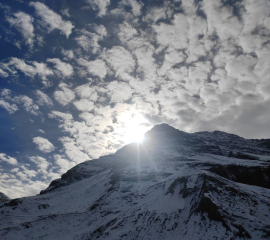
[0,124,270,240]
[0,193,9,203]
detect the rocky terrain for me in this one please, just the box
[0,124,270,239]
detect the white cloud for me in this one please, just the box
[105,46,135,79]
[48,110,73,123]
[186,61,212,94]
[117,22,138,43]
[153,13,190,50]
[13,95,40,115]
[6,11,34,47]
[35,90,53,106]
[29,156,51,176]
[0,153,18,165]
[0,68,9,78]
[133,44,157,80]
[0,176,49,199]
[47,58,73,78]
[53,83,75,106]
[143,6,167,23]
[33,137,55,153]
[5,58,54,87]
[59,137,90,163]
[85,0,110,17]
[158,47,185,76]
[0,89,12,99]
[61,8,71,17]
[0,99,18,114]
[77,58,107,79]
[107,81,133,103]
[30,2,74,37]
[54,154,75,174]
[73,99,95,112]
[201,0,242,43]
[74,83,98,101]
[61,49,74,60]
[75,25,106,54]
[92,24,107,37]
[225,55,258,83]
[119,0,144,16]
[38,129,45,134]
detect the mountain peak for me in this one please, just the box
[150,123,177,132]
[0,192,10,202]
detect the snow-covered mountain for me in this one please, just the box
[0,193,9,203]
[1,124,270,240]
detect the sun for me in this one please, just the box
[134,134,144,143]
[117,112,149,144]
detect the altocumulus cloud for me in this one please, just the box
[30,2,74,38]
[6,11,34,47]
[33,137,55,153]
[0,153,18,165]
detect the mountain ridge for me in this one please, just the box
[0,124,270,240]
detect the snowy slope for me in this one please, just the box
[0,124,270,240]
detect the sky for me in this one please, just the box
[0,0,270,198]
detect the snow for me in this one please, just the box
[1,124,270,239]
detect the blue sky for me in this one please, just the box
[1,0,270,198]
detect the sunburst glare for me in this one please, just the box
[117,112,149,144]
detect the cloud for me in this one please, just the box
[158,46,186,76]
[105,46,135,79]
[133,44,157,80]
[0,99,18,114]
[35,90,53,106]
[186,61,212,94]
[53,83,75,106]
[29,156,51,176]
[117,22,138,43]
[153,13,190,50]
[0,68,9,78]
[33,137,55,153]
[13,95,40,115]
[4,58,54,87]
[48,110,73,123]
[0,153,18,165]
[225,55,257,83]
[143,6,167,23]
[61,49,74,60]
[73,99,95,112]
[6,11,34,47]
[107,81,133,103]
[49,110,105,160]
[61,8,71,17]
[119,0,144,16]
[77,58,107,79]
[0,175,49,199]
[74,83,98,101]
[75,25,107,54]
[47,58,74,78]
[85,0,111,17]
[59,137,90,163]
[1,89,40,115]
[54,154,75,174]
[30,2,74,37]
